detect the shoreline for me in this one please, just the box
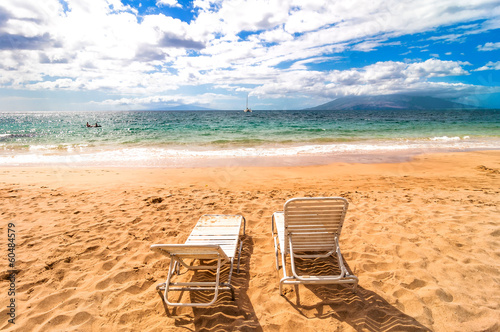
[1,150,499,331]
[1,143,499,168]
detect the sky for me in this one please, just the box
[0,0,500,111]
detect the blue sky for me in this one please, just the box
[0,0,499,110]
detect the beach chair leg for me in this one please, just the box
[279,252,289,296]
[273,236,280,270]
[229,284,235,301]
[163,259,176,304]
[237,241,243,273]
[157,257,178,291]
[228,259,235,285]
[352,277,359,292]
[163,257,223,307]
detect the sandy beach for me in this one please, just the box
[1,150,499,331]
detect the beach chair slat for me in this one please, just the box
[285,206,346,213]
[286,202,346,209]
[286,212,345,218]
[187,235,239,240]
[287,224,340,229]
[194,223,241,228]
[292,244,336,249]
[291,234,337,241]
[194,228,240,236]
[286,217,344,222]
[289,212,343,218]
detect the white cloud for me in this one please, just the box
[95,92,232,109]
[289,56,341,70]
[402,59,471,80]
[252,59,474,102]
[474,61,500,71]
[477,42,500,51]
[156,0,182,8]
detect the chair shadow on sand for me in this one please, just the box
[280,255,431,332]
[157,235,263,331]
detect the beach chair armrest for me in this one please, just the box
[150,244,229,261]
[241,215,246,236]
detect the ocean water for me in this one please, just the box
[0,109,499,167]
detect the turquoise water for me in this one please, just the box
[1,109,499,166]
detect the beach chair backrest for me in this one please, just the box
[283,197,348,252]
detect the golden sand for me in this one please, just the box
[1,150,499,331]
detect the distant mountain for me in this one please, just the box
[306,94,479,111]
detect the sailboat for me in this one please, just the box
[244,94,252,112]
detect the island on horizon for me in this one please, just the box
[306,94,482,111]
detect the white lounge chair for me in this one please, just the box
[272,197,358,295]
[151,214,246,307]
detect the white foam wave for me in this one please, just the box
[1,137,499,166]
[430,136,462,141]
